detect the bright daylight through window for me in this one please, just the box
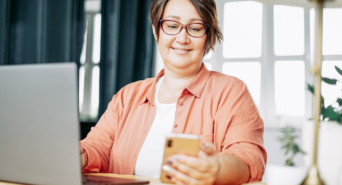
[155,0,342,126]
[80,0,342,125]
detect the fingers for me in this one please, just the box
[81,153,86,168]
[161,143,220,184]
[170,154,211,173]
[163,165,208,185]
[80,146,85,154]
[166,157,203,178]
[163,152,219,185]
[200,142,216,155]
[169,142,217,172]
[80,146,87,168]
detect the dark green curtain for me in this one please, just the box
[0,0,85,65]
[99,0,155,117]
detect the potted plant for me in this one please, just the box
[302,65,342,185]
[266,126,307,185]
[279,126,306,167]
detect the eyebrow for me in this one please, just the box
[163,16,203,22]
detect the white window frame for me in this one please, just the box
[155,0,316,127]
[79,0,101,121]
[206,1,312,127]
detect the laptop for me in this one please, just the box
[0,63,149,185]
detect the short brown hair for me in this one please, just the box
[150,0,223,55]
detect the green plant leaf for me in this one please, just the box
[335,65,342,76]
[322,105,339,121]
[306,65,342,124]
[285,159,295,166]
[306,83,325,108]
[338,114,342,125]
[306,84,314,94]
[279,126,305,166]
[322,77,337,85]
[337,98,342,106]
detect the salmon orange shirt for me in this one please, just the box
[80,65,267,182]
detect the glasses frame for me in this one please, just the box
[159,20,208,38]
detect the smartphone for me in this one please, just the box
[160,133,201,183]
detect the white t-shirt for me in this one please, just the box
[134,76,176,178]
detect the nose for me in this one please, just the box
[176,28,190,44]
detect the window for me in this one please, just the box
[274,60,305,116]
[79,0,101,121]
[322,9,342,55]
[313,8,342,114]
[223,1,262,58]
[322,61,342,106]
[274,5,304,56]
[272,5,306,119]
[154,1,342,127]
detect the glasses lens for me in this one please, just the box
[160,20,207,37]
[187,23,206,37]
[161,21,181,35]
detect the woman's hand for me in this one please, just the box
[80,146,87,169]
[162,143,221,185]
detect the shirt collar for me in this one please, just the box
[141,64,211,104]
[141,69,165,105]
[186,64,211,98]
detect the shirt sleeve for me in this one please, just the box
[80,92,124,172]
[215,79,267,182]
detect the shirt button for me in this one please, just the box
[173,124,178,128]
[179,102,184,106]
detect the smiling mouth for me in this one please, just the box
[172,47,192,54]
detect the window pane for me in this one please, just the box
[322,61,342,106]
[92,14,101,64]
[90,66,100,118]
[274,61,305,116]
[80,36,87,64]
[274,5,304,56]
[223,1,262,58]
[222,62,261,105]
[154,47,164,76]
[79,66,85,112]
[204,62,212,71]
[80,19,88,65]
[322,8,342,55]
[310,8,314,64]
[204,50,213,60]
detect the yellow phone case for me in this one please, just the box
[160,133,201,183]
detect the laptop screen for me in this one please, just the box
[0,63,82,185]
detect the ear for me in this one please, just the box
[152,25,158,41]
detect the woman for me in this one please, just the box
[80,0,267,184]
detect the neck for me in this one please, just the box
[164,63,202,88]
[158,64,202,103]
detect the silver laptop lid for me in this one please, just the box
[0,63,82,185]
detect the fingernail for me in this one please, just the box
[162,165,173,172]
[173,155,181,161]
[166,159,172,165]
[202,142,212,148]
[166,174,172,180]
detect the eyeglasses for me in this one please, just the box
[159,20,208,38]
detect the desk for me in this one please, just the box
[86,173,266,185]
[86,173,171,185]
[0,173,266,185]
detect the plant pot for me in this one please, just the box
[302,121,342,185]
[265,164,307,185]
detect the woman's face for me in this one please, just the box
[155,0,207,75]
